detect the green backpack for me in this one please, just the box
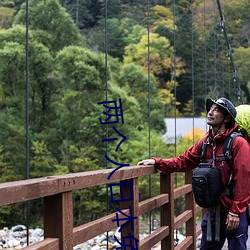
[235,105,250,142]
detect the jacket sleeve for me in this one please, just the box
[153,140,203,174]
[229,136,250,215]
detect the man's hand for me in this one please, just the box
[137,159,155,166]
[226,213,240,230]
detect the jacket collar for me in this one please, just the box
[207,124,239,143]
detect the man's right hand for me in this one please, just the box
[137,159,155,166]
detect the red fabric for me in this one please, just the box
[154,124,250,216]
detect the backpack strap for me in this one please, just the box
[223,132,242,200]
[223,131,242,169]
[200,142,208,162]
[201,141,225,163]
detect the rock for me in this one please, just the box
[0,230,7,238]
[11,226,26,232]
[0,224,188,249]
[30,228,43,238]
[92,245,101,250]
[95,234,106,243]
[107,231,114,237]
[7,239,20,247]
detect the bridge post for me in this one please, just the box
[161,173,174,250]
[43,192,73,250]
[120,178,140,249]
[185,171,196,250]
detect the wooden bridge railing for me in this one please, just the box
[0,165,203,250]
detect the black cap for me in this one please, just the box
[206,97,237,119]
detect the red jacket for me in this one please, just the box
[154,124,250,216]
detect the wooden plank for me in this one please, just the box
[73,193,168,245]
[0,165,156,206]
[174,184,192,199]
[161,173,174,250]
[73,208,130,245]
[174,210,192,229]
[195,204,203,213]
[175,236,193,250]
[120,178,140,248]
[196,226,202,237]
[73,213,118,245]
[185,171,196,250]
[44,192,73,250]
[140,226,169,250]
[139,194,169,215]
[0,177,59,206]
[22,238,59,250]
[58,165,156,192]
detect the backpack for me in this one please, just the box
[192,162,221,208]
[192,131,241,208]
[235,105,250,142]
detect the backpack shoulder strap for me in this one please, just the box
[200,141,208,163]
[223,132,242,169]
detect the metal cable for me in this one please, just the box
[104,0,109,247]
[213,0,217,94]
[191,0,195,144]
[25,0,30,245]
[147,0,152,235]
[173,0,177,157]
[204,0,207,97]
[216,0,242,103]
[173,0,179,245]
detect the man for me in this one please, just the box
[138,97,250,250]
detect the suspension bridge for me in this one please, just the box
[0,0,249,249]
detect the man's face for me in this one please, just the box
[207,104,226,127]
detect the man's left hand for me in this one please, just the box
[226,213,240,230]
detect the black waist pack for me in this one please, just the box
[192,163,221,208]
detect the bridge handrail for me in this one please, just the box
[0,165,203,250]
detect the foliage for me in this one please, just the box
[61,0,101,29]
[14,0,85,52]
[124,32,174,78]
[148,5,174,32]
[234,46,250,102]
[115,62,166,132]
[0,7,15,29]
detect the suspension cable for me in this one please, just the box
[25,0,30,245]
[172,0,179,245]
[147,0,152,234]
[203,0,207,98]
[218,33,225,96]
[216,0,242,104]
[191,0,195,144]
[104,0,109,248]
[213,0,217,94]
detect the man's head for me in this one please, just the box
[206,97,237,128]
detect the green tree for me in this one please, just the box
[61,0,101,28]
[86,17,139,60]
[116,63,166,132]
[14,0,84,52]
[234,46,250,102]
[124,32,185,87]
[30,141,57,177]
[0,6,15,29]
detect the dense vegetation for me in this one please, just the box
[0,0,249,227]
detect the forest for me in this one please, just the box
[0,0,249,228]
